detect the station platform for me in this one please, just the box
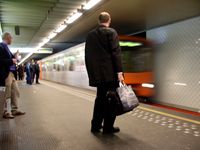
[0,81,200,150]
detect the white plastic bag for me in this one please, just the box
[117,83,139,112]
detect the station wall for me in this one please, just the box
[147,16,200,112]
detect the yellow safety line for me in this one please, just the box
[138,106,200,125]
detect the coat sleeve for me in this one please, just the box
[108,29,123,73]
[0,46,13,66]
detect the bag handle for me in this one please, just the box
[119,82,125,87]
[119,82,131,91]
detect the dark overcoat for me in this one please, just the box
[85,25,122,87]
[0,42,14,86]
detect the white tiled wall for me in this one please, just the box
[147,16,200,112]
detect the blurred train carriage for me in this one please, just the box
[41,35,154,100]
[119,36,154,100]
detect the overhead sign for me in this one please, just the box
[35,48,53,54]
[119,41,142,47]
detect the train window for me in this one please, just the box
[63,56,69,71]
[121,44,153,72]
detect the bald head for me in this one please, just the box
[2,32,12,45]
[98,12,111,25]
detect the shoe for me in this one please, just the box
[103,127,120,134]
[91,128,101,133]
[3,111,15,119]
[36,82,40,84]
[91,126,103,133]
[12,110,26,116]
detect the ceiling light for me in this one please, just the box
[48,32,57,39]
[35,48,53,54]
[83,0,102,10]
[55,24,67,33]
[43,38,50,43]
[37,43,43,49]
[18,52,34,65]
[10,47,36,53]
[37,38,50,48]
[66,12,83,24]
[39,43,45,48]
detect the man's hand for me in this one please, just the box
[12,59,17,64]
[118,72,125,84]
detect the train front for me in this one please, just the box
[119,36,155,101]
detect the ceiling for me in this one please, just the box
[0,0,200,61]
[50,0,200,48]
[0,0,87,48]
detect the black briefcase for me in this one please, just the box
[106,90,126,116]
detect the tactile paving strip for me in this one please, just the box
[129,108,200,137]
[0,128,59,150]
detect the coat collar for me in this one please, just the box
[98,24,109,28]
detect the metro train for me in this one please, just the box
[41,35,154,99]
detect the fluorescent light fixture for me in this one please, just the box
[43,38,50,44]
[48,32,57,39]
[37,38,50,49]
[66,12,83,24]
[119,41,142,47]
[18,52,34,65]
[55,24,67,33]
[35,48,53,54]
[10,48,36,53]
[37,43,44,49]
[174,82,187,86]
[83,0,102,10]
[142,83,154,88]
[35,51,52,54]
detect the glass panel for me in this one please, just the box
[121,46,153,72]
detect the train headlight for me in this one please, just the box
[142,83,154,88]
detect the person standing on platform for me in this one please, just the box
[25,61,32,85]
[85,12,124,134]
[18,64,24,80]
[30,60,35,84]
[0,32,25,119]
[34,60,40,84]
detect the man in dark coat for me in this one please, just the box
[85,12,124,134]
[31,60,40,84]
[18,64,24,80]
[34,60,40,84]
[25,61,32,85]
[0,32,25,119]
[30,60,35,84]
